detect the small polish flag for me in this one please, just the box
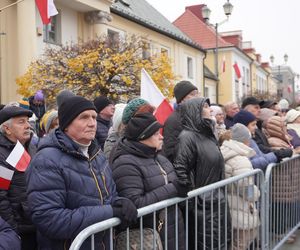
[36,0,58,25]
[0,165,14,190]
[6,141,31,172]
[141,68,173,125]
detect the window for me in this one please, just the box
[142,42,151,59]
[44,14,61,45]
[160,46,170,57]
[107,29,120,47]
[187,57,194,79]
[204,87,209,97]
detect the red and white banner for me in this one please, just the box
[221,56,226,73]
[6,141,31,172]
[0,165,14,190]
[36,0,58,25]
[233,62,241,79]
[141,68,173,125]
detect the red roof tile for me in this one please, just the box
[173,5,233,49]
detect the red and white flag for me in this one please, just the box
[6,141,31,172]
[35,0,58,25]
[220,56,226,73]
[233,62,241,79]
[141,68,173,125]
[0,165,14,190]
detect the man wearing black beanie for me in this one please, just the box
[163,80,199,163]
[26,95,137,249]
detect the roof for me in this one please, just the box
[173,5,233,49]
[110,0,205,52]
[204,65,218,80]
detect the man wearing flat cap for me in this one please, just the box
[0,105,37,249]
[26,95,137,249]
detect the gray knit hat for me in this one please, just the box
[56,89,75,109]
[231,123,251,143]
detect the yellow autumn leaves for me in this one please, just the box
[16,35,176,104]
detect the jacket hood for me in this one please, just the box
[38,129,99,159]
[180,97,213,135]
[221,139,255,161]
[111,138,157,163]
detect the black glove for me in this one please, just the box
[171,179,190,198]
[274,148,293,162]
[112,198,137,227]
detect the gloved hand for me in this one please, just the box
[112,198,137,227]
[274,148,293,162]
[171,179,190,198]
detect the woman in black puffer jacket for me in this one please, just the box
[173,97,231,250]
[111,113,185,249]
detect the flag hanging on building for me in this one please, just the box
[35,0,58,25]
[221,56,226,73]
[0,165,14,190]
[233,62,241,79]
[6,141,31,172]
[141,68,173,125]
[287,85,293,93]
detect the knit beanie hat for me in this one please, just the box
[278,99,289,110]
[231,123,251,143]
[174,80,198,103]
[56,90,75,109]
[125,113,162,141]
[93,96,112,113]
[18,98,30,110]
[122,98,149,124]
[112,103,127,132]
[286,109,300,123]
[58,96,97,131]
[210,105,223,117]
[45,110,58,133]
[34,90,44,102]
[233,110,256,127]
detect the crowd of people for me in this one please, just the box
[0,82,299,250]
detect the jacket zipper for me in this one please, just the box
[88,149,104,205]
[155,160,168,184]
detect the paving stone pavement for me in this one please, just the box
[280,231,300,250]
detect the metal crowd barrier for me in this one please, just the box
[265,155,300,250]
[70,169,265,250]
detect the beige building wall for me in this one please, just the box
[0,0,204,103]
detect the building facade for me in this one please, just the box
[0,0,205,103]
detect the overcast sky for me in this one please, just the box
[146,0,300,79]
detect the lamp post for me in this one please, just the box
[202,1,233,104]
[270,54,288,98]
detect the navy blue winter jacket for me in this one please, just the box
[95,116,111,150]
[26,129,118,250]
[0,216,21,250]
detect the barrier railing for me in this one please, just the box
[70,169,265,250]
[265,155,300,250]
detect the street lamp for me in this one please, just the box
[202,1,233,104]
[270,54,288,98]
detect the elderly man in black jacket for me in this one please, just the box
[0,105,37,250]
[162,80,199,163]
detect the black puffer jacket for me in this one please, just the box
[111,139,185,249]
[162,108,182,163]
[0,133,36,234]
[173,98,231,250]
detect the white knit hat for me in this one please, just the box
[278,99,289,110]
[210,105,223,117]
[112,103,127,132]
[285,109,300,123]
